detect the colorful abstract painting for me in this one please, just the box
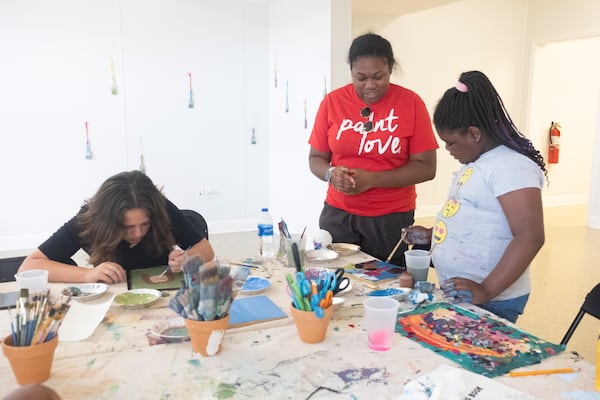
[396,303,565,377]
[344,260,403,283]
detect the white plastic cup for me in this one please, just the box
[14,270,49,295]
[363,297,400,351]
[404,249,431,282]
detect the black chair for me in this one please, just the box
[181,209,209,240]
[560,283,600,345]
[0,256,26,282]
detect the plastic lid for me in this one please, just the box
[261,208,268,212]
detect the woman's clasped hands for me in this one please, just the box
[330,166,373,195]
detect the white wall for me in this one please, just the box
[267,0,351,239]
[2,0,600,252]
[353,0,529,216]
[0,0,271,250]
[525,0,600,227]
[528,37,600,206]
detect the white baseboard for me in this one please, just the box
[587,215,600,230]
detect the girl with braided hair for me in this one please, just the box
[403,71,546,322]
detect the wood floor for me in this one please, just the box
[518,205,600,363]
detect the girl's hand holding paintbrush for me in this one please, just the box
[401,226,432,248]
[167,245,192,273]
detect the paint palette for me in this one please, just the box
[330,243,361,256]
[332,296,345,306]
[67,283,109,302]
[240,276,271,295]
[151,317,189,343]
[305,249,338,262]
[114,288,161,309]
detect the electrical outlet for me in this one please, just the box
[205,186,215,199]
[198,186,216,200]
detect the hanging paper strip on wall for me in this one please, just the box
[187,72,194,109]
[285,81,289,113]
[139,137,146,174]
[85,121,93,160]
[323,75,327,98]
[110,59,118,95]
[273,49,278,88]
[303,98,307,129]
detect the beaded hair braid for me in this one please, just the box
[433,70,548,179]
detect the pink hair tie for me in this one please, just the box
[455,81,468,93]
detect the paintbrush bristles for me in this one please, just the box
[183,255,204,288]
[172,259,235,321]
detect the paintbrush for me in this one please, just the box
[44,303,70,342]
[182,255,203,289]
[215,265,233,319]
[292,243,302,272]
[385,230,408,264]
[197,263,219,321]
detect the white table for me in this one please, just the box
[0,253,598,399]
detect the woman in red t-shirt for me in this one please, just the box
[308,33,438,267]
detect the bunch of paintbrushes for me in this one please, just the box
[8,288,72,346]
[169,256,234,321]
[277,218,291,256]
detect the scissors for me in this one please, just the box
[286,273,311,311]
[309,282,325,319]
[332,268,350,295]
[296,272,313,310]
[319,290,333,309]
[317,270,336,297]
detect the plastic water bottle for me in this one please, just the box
[258,208,274,258]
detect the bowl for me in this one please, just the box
[367,287,412,301]
[330,243,361,256]
[67,283,109,302]
[305,249,338,262]
[240,276,271,295]
[150,317,189,343]
[114,288,161,309]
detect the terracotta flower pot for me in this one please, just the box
[290,304,333,344]
[2,334,58,385]
[184,315,230,357]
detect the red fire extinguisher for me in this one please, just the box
[548,121,561,164]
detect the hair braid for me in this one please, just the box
[433,71,548,180]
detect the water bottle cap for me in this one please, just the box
[261,207,269,212]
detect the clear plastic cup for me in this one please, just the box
[284,234,307,270]
[404,249,431,282]
[363,297,400,351]
[14,270,49,295]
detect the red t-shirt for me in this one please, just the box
[309,83,438,216]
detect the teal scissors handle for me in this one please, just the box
[295,272,311,297]
[310,296,324,319]
[318,272,337,298]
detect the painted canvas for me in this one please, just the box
[344,260,403,283]
[128,266,183,290]
[396,303,565,377]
